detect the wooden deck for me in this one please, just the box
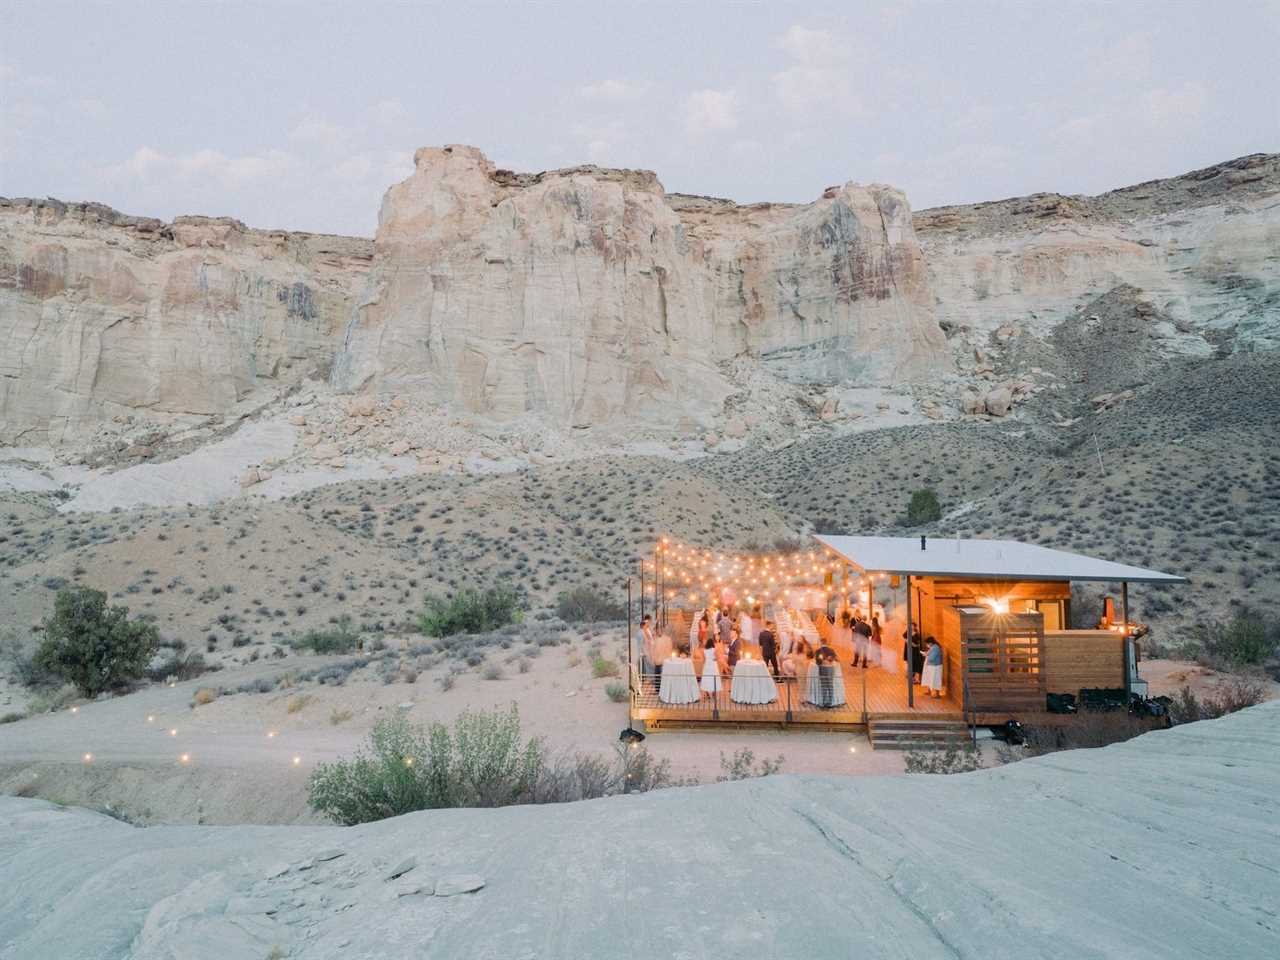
[633,662,964,730]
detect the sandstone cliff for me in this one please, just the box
[914,153,1280,361]
[331,145,945,429]
[0,199,372,444]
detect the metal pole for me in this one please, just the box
[905,574,915,709]
[638,560,646,622]
[1121,580,1131,699]
[864,578,874,722]
[626,577,634,701]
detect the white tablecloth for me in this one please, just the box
[658,657,700,704]
[731,658,778,704]
[803,662,847,707]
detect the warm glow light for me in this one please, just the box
[82,752,93,763]
[848,746,857,754]
[179,753,190,764]
[404,757,414,766]
[146,715,155,723]
[292,756,302,766]
[267,730,277,738]
[169,728,178,737]
[70,706,79,714]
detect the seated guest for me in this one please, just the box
[650,630,674,686]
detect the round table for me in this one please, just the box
[658,657,700,704]
[731,658,778,704]
[803,662,847,707]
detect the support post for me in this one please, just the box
[905,574,915,709]
[1121,580,1131,699]
[626,576,634,698]
[864,578,874,722]
[638,560,646,621]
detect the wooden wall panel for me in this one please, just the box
[1043,631,1125,695]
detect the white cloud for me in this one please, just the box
[371,98,407,126]
[109,146,299,186]
[578,78,652,102]
[328,149,414,184]
[289,116,347,148]
[571,119,627,163]
[771,24,863,118]
[683,89,738,135]
[1141,82,1208,126]
[74,97,109,120]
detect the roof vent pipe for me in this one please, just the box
[920,535,927,551]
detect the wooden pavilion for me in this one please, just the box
[628,534,1186,742]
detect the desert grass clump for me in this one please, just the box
[903,741,982,774]
[34,587,159,697]
[482,663,504,681]
[191,687,219,706]
[293,615,360,654]
[286,693,313,714]
[604,680,628,702]
[591,655,620,679]
[717,747,786,781]
[1168,676,1268,724]
[554,586,625,623]
[329,707,354,725]
[419,586,523,637]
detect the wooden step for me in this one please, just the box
[869,718,973,750]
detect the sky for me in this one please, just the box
[2,0,1278,237]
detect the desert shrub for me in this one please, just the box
[146,650,211,683]
[27,685,78,714]
[591,656,620,678]
[286,693,312,714]
[903,741,981,774]
[717,747,785,782]
[192,687,219,706]
[604,680,628,702]
[329,707,354,725]
[33,587,159,696]
[481,663,503,681]
[1021,712,1150,755]
[1,712,24,724]
[308,707,680,823]
[419,586,522,637]
[554,586,625,623]
[1195,610,1278,667]
[1168,677,1268,724]
[293,616,360,654]
[1,633,60,688]
[905,488,942,526]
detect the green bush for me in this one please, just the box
[716,747,785,781]
[903,741,981,774]
[419,586,523,637]
[34,587,159,697]
[293,615,360,654]
[555,586,626,623]
[308,705,680,824]
[591,655,620,678]
[1196,610,1278,667]
[604,681,628,702]
[906,488,942,526]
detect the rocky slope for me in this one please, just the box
[915,153,1280,380]
[2,701,1277,959]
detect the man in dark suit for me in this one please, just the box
[759,621,780,677]
[815,640,838,707]
[726,628,742,669]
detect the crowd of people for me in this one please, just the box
[634,604,947,700]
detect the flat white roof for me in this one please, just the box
[813,534,1187,584]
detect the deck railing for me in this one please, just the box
[631,665,864,722]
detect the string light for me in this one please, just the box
[292,756,302,766]
[179,753,191,764]
[146,715,155,723]
[82,752,93,763]
[266,730,277,739]
[70,706,79,714]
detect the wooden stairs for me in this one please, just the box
[868,716,973,750]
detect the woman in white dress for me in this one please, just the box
[699,634,723,696]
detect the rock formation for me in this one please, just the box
[915,153,1280,360]
[331,145,946,429]
[0,199,372,445]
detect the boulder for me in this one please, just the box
[984,387,1013,417]
[960,391,984,415]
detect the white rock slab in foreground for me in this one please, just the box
[1,702,1277,959]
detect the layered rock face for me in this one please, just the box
[915,154,1280,356]
[0,199,372,444]
[331,145,946,428]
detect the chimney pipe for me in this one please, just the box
[920,535,927,551]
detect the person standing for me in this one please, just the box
[718,608,732,647]
[727,626,742,670]
[759,621,780,677]
[639,614,657,683]
[854,615,872,669]
[815,638,838,707]
[700,632,723,697]
[922,636,945,698]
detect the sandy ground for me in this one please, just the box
[0,647,905,825]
